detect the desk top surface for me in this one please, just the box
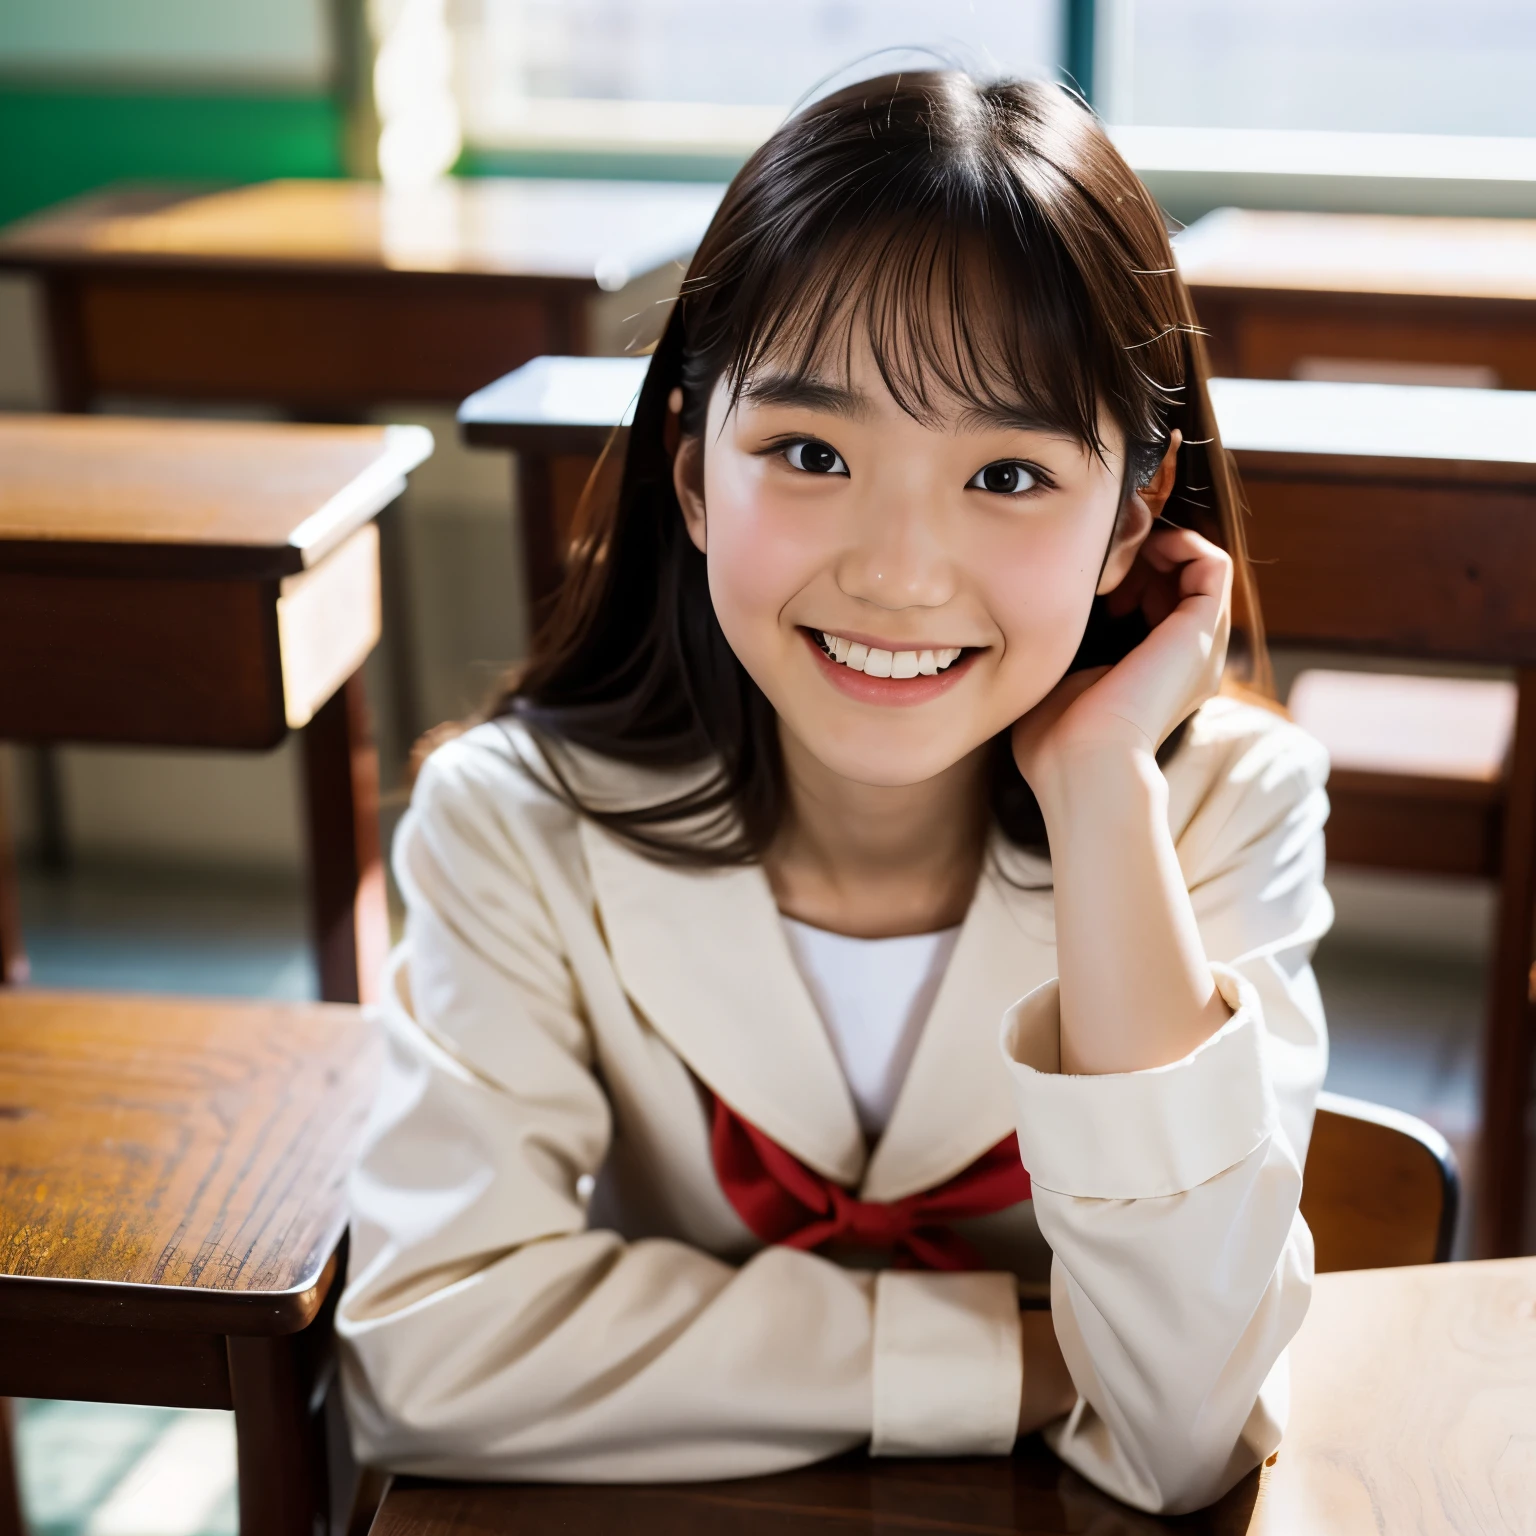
[1177,208,1536,303]
[0,415,432,577]
[461,355,1536,485]
[0,177,725,285]
[373,1256,1536,1535]
[0,990,380,1334]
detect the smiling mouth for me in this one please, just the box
[810,629,972,678]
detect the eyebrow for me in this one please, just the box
[738,374,871,419]
[953,401,1075,437]
[739,373,1077,440]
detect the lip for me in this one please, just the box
[799,628,981,706]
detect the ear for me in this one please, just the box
[673,433,708,554]
[1096,429,1182,596]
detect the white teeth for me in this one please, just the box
[819,632,967,676]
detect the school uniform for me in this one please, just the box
[336,695,1331,1516]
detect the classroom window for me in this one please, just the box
[1111,0,1536,136]
[451,0,1063,160]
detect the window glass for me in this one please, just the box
[1125,0,1536,137]
[455,0,1061,145]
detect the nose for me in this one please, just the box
[835,484,957,612]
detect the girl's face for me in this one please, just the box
[674,335,1154,789]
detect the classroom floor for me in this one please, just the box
[9,858,1488,1533]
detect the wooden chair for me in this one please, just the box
[460,358,1536,1257]
[1304,1091,1459,1271]
[0,990,382,1536]
[0,413,432,1004]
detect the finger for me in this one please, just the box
[1138,525,1225,572]
[1140,537,1231,602]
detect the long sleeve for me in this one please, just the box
[336,745,1023,1481]
[1001,714,1331,1515]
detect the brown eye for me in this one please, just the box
[968,460,1038,495]
[785,439,848,476]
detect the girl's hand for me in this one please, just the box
[1012,522,1232,794]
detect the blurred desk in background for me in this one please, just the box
[370,1256,1536,1535]
[462,358,1536,1255]
[0,178,723,412]
[0,176,719,834]
[0,413,432,1002]
[1177,209,1536,389]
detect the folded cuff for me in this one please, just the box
[870,1270,1022,1457]
[1000,964,1274,1201]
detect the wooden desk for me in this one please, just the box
[0,990,382,1536]
[368,1256,1536,1535]
[1178,209,1536,388]
[0,413,432,1001]
[0,178,723,412]
[461,360,1536,1255]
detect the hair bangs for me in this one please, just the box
[715,209,1114,467]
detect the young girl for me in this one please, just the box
[337,71,1330,1516]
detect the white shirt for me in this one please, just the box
[781,917,961,1138]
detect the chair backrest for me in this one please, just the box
[1301,1090,1459,1270]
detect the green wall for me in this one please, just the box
[0,83,343,227]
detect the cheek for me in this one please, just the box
[701,457,824,651]
[975,516,1107,673]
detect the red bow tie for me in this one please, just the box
[709,1093,1032,1272]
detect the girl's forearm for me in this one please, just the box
[1034,745,1228,1076]
[1019,1308,1077,1435]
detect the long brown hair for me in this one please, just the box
[494,71,1266,864]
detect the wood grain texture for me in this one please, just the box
[0,414,427,576]
[1254,1257,1536,1532]
[0,991,379,1332]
